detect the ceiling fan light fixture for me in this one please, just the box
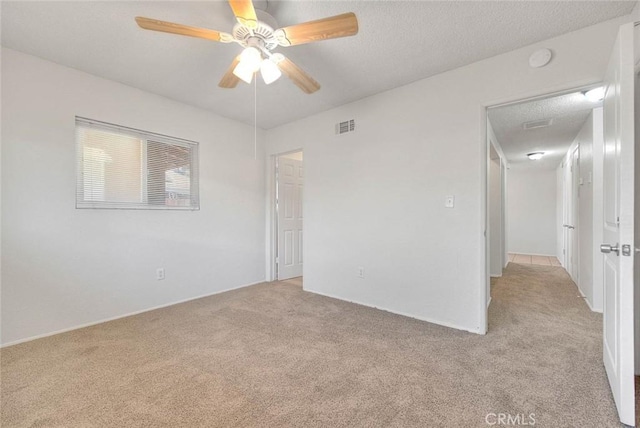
[135,2,359,94]
[260,58,282,84]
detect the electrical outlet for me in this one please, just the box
[156,268,165,280]
[357,267,365,278]
[445,195,455,208]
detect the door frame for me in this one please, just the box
[563,144,580,283]
[481,81,603,333]
[487,137,506,281]
[266,148,304,282]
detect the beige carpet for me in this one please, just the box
[2,265,621,427]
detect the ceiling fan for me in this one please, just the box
[135,0,359,94]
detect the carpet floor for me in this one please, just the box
[1,265,621,427]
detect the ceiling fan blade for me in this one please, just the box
[135,17,228,42]
[228,0,258,29]
[275,12,358,47]
[275,56,320,94]
[219,56,242,89]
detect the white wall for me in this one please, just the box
[1,48,266,345]
[0,45,3,346]
[487,120,506,280]
[635,59,640,373]
[631,1,640,22]
[265,16,629,333]
[556,107,603,312]
[591,107,604,313]
[577,112,595,307]
[507,168,557,256]
[556,165,565,263]
[489,154,502,277]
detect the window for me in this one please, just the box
[75,117,199,210]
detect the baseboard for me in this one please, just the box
[510,252,557,257]
[306,288,482,335]
[574,284,599,313]
[1,280,265,348]
[487,297,492,308]
[490,274,502,278]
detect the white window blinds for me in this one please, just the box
[75,117,199,210]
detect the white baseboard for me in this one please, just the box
[574,284,600,313]
[1,280,264,348]
[509,252,557,257]
[305,288,483,335]
[487,297,492,308]
[490,274,502,278]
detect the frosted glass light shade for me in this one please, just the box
[233,60,254,84]
[240,47,262,72]
[260,59,282,84]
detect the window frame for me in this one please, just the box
[75,117,200,211]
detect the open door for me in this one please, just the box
[601,22,635,426]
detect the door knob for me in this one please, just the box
[563,224,575,229]
[600,243,620,255]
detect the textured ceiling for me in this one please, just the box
[1,1,635,129]
[488,91,601,170]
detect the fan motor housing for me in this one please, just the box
[233,22,278,50]
[233,10,279,51]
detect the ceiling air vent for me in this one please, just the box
[523,118,553,130]
[336,119,355,135]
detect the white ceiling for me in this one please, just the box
[1,1,635,129]
[488,91,602,170]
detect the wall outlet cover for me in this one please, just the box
[445,195,455,208]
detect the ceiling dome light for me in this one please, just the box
[260,58,282,84]
[583,87,605,102]
[527,152,545,160]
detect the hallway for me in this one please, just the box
[489,263,618,426]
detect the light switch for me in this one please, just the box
[445,195,455,208]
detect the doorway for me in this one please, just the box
[487,137,506,307]
[275,151,304,281]
[482,23,637,426]
[486,87,603,302]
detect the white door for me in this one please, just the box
[563,154,577,275]
[570,146,580,282]
[601,22,635,426]
[277,157,303,280]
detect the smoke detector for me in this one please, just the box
[529,48,552,68]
